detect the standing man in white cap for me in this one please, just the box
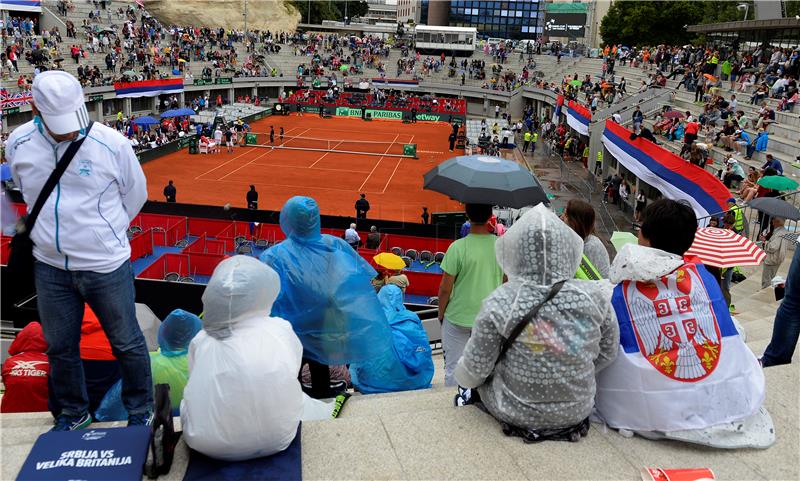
[5,71,153,431]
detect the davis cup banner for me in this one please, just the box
[566,100,591,136]
[601,120,729,220]
[114,78,184,98]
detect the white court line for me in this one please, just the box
[357,133,400,193]
[217,149,275,180]
[216,127,307,181]
[193,148,257,180]
[193,127,303,180]
[250,162,371,174]
[308,139,345,168]
[380,134,414,194]
[195,176,366,194]
[283,126,413,138]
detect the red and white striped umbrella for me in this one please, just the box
[685,227,765,268]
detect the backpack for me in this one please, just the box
[144,384,181,479]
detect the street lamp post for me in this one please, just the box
[737,3,749,21]
[243,0,248,34]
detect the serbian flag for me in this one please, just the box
[114,78,184,98]
[566,100,591,136]
[601,120,729,222]
[3,1,41,13]
[596,259,765,432]
[552,94,564,124]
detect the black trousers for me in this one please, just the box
[303,358,332,399]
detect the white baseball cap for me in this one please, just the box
[32,71,90,135]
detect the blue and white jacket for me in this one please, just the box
[6,119,147,273]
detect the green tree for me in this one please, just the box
[599,1,757,47]
[785,0,800,18]
[333,1,369,21]
[288,1,368,24]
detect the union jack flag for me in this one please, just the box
[0,88,33,109]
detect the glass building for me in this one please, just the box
[448,1,543,40]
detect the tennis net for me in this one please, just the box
[249,133,415,157]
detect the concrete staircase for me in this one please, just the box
[3,256,797,480]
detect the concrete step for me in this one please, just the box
[641,119,800,177]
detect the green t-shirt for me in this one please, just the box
[150,351,189,411]
[440,233,504,328]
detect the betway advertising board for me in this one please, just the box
[544,12,586,39]
[332,107,462,122]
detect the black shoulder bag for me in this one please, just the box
[459,281,568,406]
[8,122,94,302]
[496,279,566,362]
[490,279,592,444]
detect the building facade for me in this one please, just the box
[364,0,399,23]
[444,1,544,39]
[545,0,611,48]
[420,0,451,26]
[397,0,421,23]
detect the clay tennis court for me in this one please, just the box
[142,116,463,222]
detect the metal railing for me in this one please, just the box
[41,5,68,29]
[541,140,621,241]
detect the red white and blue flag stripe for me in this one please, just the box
[552,95,564,124]
[3,0,42,12]
[596,260,765,431]
[601,120,729,221]
[113,78,184,98]
[566,100,591,136]
[1,89,32,109]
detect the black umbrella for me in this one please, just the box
[423,155,549,208]
[748,197,800,221]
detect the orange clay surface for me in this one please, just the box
[142,115,464,222]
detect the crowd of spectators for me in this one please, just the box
[2,56,798,470]
[283,88,466,115]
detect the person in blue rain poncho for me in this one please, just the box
[350,285,434,394]
[260,196,391,398]
[94,309,202,421]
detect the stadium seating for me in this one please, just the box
[10,0,790,176]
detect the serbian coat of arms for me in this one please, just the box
[621,265,722,381]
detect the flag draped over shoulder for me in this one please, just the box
[596,261,765,432]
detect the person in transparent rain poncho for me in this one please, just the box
[181,256,332,462]
[455,204,619,439]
